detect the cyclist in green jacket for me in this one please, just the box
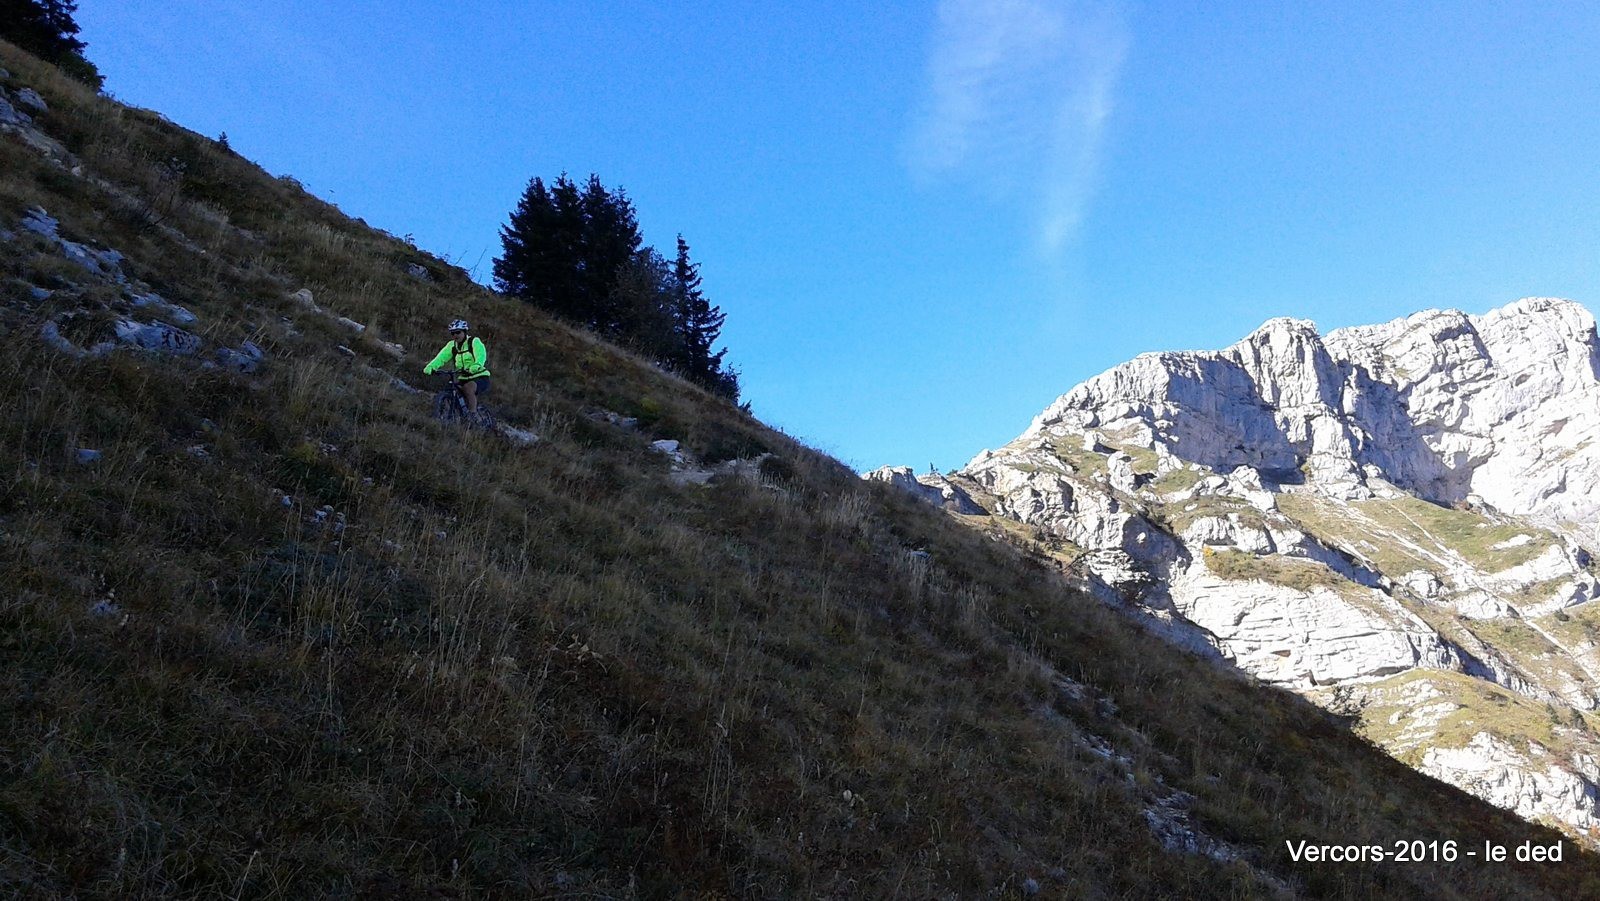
[423,318,491,415]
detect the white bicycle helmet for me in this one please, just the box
[448,319,469,331]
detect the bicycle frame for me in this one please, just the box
[432,371,494,429]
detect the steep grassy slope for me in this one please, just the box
[2,41,1598,898]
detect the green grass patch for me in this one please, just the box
[1149,465,1204,495]
[1536,599,1600,651]
[1203,549,1351,594]
[1466,615,1596,694]
[1355,497,1556,574]
[1344,670,1598,766]
[1156,493,1268,534]
[1117,443,1160,476]
[1471,618,1561,659]
[1276,492,1434,580]
[1047,436,1106,478]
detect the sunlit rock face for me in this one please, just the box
[1421,732,1600,835]
[893,297,1600,839]
[863,465,985,515]
[1327,298,1600,524]
[1015,297,1600,519]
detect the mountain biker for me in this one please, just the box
[423,319,491,415]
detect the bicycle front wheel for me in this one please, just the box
[434,390,462,423]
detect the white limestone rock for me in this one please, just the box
[1402,570,1442,599]
[15,87,48,113]
[994,297,1600,525]
[0,90,30,126]
[1105,452,1138,494]
[862,466,985,515]
[1179,515,1275,554]
[213,341,265,374]
[1421,732,1600,836]
[0,93,68,160]
[941,296,1600,842]
[20,208,126,280]
[1170,567,1457,688]
[290,288,321,312]
[41,318,112,357]
[1445,591,1515,621]
[1017,317,1366,493]
[115,318,201,355]
[42,311,204,359]
[864,464,927,494]
[1327,297,1600,524]
[965,459,1164,556]
[128,291,197,325]
[498,424,539,445]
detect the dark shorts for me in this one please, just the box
[460,376,490,396]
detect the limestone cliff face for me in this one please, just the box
[1326,298,1600,525]
[1020,297,1600,519]
[875,297,1600,840]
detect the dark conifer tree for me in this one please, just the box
[493,174,586,321]
[670,235,732,395]
[546,174,587,317]
[578,174,644,336]
[495,173,645,334]
[492,176,552,298]
[0,0,102,88]
[0,0,85,58]
[610,248,678,361]
[711,365,741,403]
[494,175,739,402]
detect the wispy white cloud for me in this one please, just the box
[909,0,1128,256]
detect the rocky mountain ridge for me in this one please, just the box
[873,297,1600,841]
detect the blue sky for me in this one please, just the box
[79,1,1600,472]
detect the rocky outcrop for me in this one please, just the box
[1015,299,1600,520]
[898,297,1600,842]
[1327,299,1600,525]
[20,206,277,377]
[22,207,127,280]
[1421,733,1600,835]
[1170,567,1459,688]
[0,90,28,126]
[0,84,69,160]
[15,87,48,114]
[864,466,986,514]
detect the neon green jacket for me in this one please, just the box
[423,336,490,380]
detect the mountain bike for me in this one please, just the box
[432,372,496,430]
